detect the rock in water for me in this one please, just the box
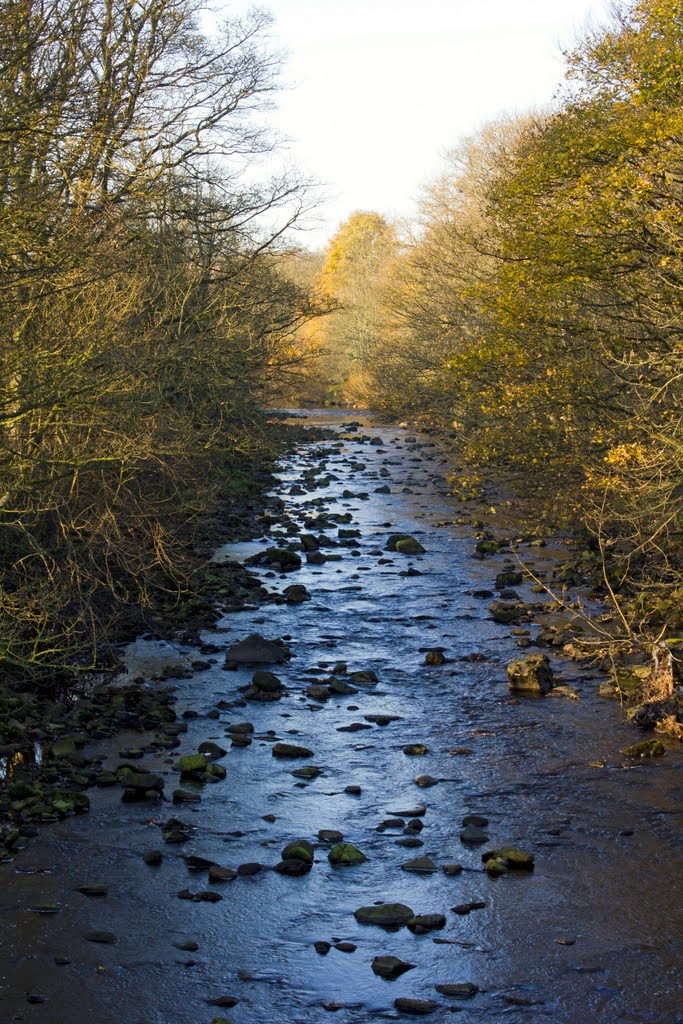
[354,903,414,928]
[252,670,283,693]
[436,983,479,998]
[407,914,446,933]
[225,634,289,665]
[372,956,416,979]
[328,843,367,866]
[272,742,313,759]
[401,856,437,874]
[507,653,555,695]
[481,846,535,871]
[621,738,666,758]
[394,997,439,1015]
[385,533,426,554]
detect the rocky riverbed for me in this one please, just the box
[0,410,681,1024]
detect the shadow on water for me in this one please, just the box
[0,410,681,1024]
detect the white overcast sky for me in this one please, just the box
[222,0,610,249]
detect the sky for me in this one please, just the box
[222,0,610,249]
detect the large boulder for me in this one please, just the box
[507,653,554,695]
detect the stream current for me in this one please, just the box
[1,411,681,1024]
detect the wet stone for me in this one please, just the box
[394,997,439,1015]
[389,804,426,818]
[401,856,437,874]
[208,865,238,882]
[372,956,416,979]
[318,829,344,843]
[436,983,479,999]
[354,903,414,929]
[462,814,488,827]
[328,843,367,866]
[272,742,314,758]
[407,913,446,933]
[237,862,262,876]
[459,824,488,845]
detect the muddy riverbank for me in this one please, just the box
[1,410,680,1024]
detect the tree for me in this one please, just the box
[0,0,316,672]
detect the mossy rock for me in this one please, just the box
[385,534,425,554]
[50,738,77,759]
[483,857,509,876]
[403,743,428,756]
[177,754,207,775]
[206,762,226,780]
[8,781,42,800]
[281,839,314,865]
[621,739,665,759]
[395,537,426,556]
[51,790,90,815]
[291,766,322,779]
[507,654,554,695]
[328,843,367,866]
[482,846,534,870]
[475,539,500,556]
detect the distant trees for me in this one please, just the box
[359,0,683,642]
[0,0,316,672]
[297,211,398,404]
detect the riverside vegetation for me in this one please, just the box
[292,0,683,734]
[0,0,329,684]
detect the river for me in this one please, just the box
[1,411,680,1024]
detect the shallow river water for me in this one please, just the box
[1,411,681,1024]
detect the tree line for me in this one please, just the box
[305,0,682,651]
[0,0,323,675]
